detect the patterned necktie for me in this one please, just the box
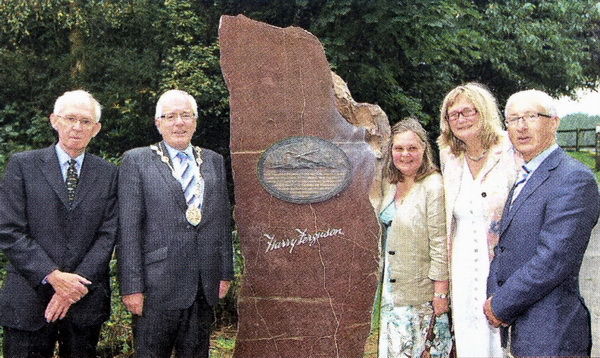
[66,159,78,204]
[511,165,530,205]
[176,152,200,207]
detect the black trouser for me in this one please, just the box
[132,287,214,358]
[3,321,102,358]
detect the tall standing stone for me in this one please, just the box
[220,15,386,357]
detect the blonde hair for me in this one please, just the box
[383,118,438,184]
[437,82,503,156]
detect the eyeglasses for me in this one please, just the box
[159,112,196,122]
[57,115,96,129]
[505,112,551,127]
[447,107,478,121]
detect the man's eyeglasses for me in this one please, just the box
[447,107,478,121]
[57,115,96,129]
[505,112,552,127]
[159,112,196,122]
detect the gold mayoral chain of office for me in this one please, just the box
[150,142,204,226]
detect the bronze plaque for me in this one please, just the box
[258,136,351,204]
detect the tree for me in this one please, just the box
[215,0,600,132]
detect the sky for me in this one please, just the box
[556,89,600,117]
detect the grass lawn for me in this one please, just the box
[567,150,600,183]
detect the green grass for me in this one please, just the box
[567,151,600,183]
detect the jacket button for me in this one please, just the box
[498,280,504,287]
[481,192,487,198]
[500,246,505,252]
[388,251,395,255]
[389,279,396,283]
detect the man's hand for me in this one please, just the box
[45,270,91,303]
[123,293,144,316]
[483,297,509,328]
[45,293,72,323]
[219,280,231,299]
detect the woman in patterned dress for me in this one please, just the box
[375,118,452,357]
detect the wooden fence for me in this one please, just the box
[557,128,596,151]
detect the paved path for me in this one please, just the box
[581,223,599,356]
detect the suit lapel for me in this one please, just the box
[69,154,99,210]
[192,146,208,210]
[150,144,187,211]
[39,145,70,209]
[500,148,562,236]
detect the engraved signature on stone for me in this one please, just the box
[264,228,344,254]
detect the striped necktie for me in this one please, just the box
[176,152,200,208]
[66,159,78,204]
[511,165,530,205]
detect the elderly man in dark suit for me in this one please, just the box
[485,89,600,356]
[0,90,118,357]
[117,89,233,357]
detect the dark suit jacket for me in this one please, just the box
[117,144,233,309]
[487,147,600,356]
[0,145,118,330]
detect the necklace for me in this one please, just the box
[466,150,487,162]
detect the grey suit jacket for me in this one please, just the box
[0,145,118,330]
[117,144,233,309]
[487,147,600,356]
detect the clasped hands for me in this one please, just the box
[44,269,91,323]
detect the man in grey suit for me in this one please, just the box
[0,90,118,357]
[485,89,600,356]
[118,89,233,357]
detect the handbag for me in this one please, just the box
[448,310,457,358]
[420,312,457,358]
[420,314,437,358]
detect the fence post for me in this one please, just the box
[576,128,581,152]
[596,127,600,171]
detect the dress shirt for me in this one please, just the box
[55,144,84,181]
[519,144,559,186]
[163,142,205,207]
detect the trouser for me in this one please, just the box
[3,321,102,358]
[132,287,214,358]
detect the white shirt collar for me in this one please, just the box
[55,144,84,167]
[523,143,559,174]
[163,142,193,162]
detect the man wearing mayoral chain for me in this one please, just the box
[117,89,234,357]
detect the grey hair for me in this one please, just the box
[155,90,198,119]
[53,90,102,122]
[505,89,557,118]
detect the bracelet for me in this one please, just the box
[434,292,448,299]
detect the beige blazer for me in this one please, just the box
[376,172,448,306]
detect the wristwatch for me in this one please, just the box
[434,292,448,299]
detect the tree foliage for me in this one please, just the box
[1,0,600,355]
[215,0,600,132]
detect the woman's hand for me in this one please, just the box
[433,295,449,316]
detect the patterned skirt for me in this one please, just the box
[378,301,453,358]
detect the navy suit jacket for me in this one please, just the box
[0,145,118,330]
[487,147,599,356]
[117,144,233,309]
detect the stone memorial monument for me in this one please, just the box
[220,15,390,357]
